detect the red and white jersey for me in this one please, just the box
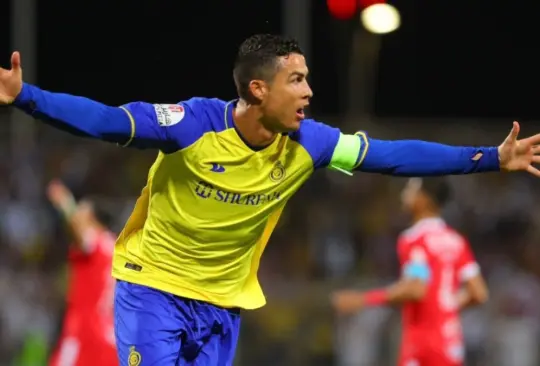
[398,218,479,347]
[61,229,116,343]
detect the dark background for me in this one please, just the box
[0,1,9,70]
[0,0,537,118]
[376,0,540,118]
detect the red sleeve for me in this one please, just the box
[456,239,480,281]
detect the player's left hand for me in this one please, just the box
[0,52,23,104]
[498,121,540,177]
[47,180,74,208]
[331,290,364,315]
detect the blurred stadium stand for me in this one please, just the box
[2,0,540,365]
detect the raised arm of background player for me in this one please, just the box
[2,52,540,176]
[47,180,104,254]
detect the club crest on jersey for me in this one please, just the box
[154,104,185,126]
[128,346,141,366]
[269,161,285,182]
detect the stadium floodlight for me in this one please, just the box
[360,3,401,34]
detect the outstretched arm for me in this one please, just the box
[14,83,134,144]
[331,237,430,316]
[349,121,540,177]
[332,277,427,315]
[331,250,429,315]
[1,52,194,151]
[301,119,540,177]
[357,135,500,176]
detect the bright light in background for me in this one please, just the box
[361,3,401,34]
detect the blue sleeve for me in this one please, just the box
[357,137,500,176]
[14,83,132,144]
[13,83,202,152]
[291,119,340,169]
[403,262,431,282]
[119,100,203,152]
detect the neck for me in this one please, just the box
[233,99,278,147]
[412,210,440,225]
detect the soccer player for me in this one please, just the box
[46,180,117,366]
[0,34,537,365]
[332,177,488,366]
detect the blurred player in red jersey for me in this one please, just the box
[46,180,118,366]
[332,177,488,366]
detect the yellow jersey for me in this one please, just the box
[112,98,367,309]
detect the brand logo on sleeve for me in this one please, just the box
[154,104,185,126]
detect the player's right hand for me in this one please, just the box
[0,52,23,104]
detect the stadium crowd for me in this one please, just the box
[0,109,539,365]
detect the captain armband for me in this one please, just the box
[328,132,369,175]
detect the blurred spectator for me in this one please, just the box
[1,111,540,365]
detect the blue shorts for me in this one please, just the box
[114,280,241,366]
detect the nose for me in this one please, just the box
[304,83,313,99]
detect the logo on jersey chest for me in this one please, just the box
[206,160,286,182]
[269,161,286,182]
[194,180,282,206]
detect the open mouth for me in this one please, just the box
[296,108,305,119]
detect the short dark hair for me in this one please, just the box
[419,177,452,208]
[233,34,303,100]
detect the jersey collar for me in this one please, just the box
[224,99,277,152]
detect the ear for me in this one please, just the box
[248,79,268,102]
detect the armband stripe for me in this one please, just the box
[354,131,369,168]
[403,263,430,281]
[119,106,136,147]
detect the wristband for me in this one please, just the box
[364,289,388,306]
[57,196,77,219]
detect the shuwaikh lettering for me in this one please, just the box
[194,181,281,206]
